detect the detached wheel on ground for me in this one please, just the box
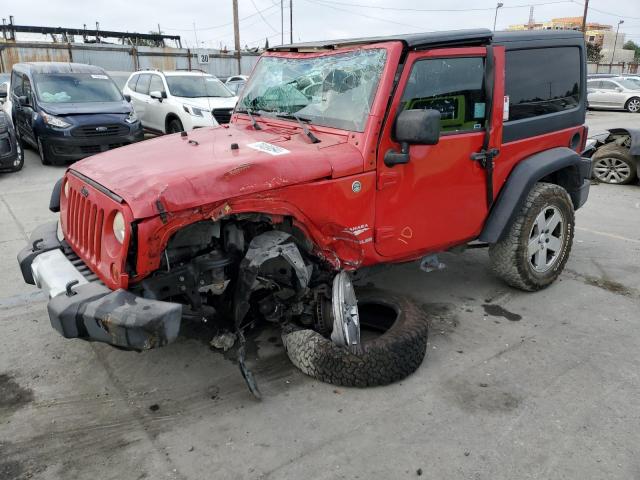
[167,118,184,134]
[591,143,637,185]
[282,289,428,388]
[625,97,640,113]
[489,182,574,291]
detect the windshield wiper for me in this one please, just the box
[276,113,320,144]
[236,107,262,130]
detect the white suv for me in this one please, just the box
[123,70,238,133]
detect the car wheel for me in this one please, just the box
[591,144,637,185]
[489,182,574,292]
[625,97,640,113]
[167,118,184,134]
[37,137,51,165]
[9,139,24,172]
[282,288,428,387]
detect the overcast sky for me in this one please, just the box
[5,0,640,49]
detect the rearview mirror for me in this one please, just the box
[123,94,131,102]
[18,95,30,106]
[384,109,441,167]
[150,90,166,101]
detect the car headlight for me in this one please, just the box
[113,212,126,244]
[183,105,203,117]
[124,111,138,124]
[41,112,71,129]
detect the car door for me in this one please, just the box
[599,80,626,108]
[587,80,605,107]
[12,73,37,146]
[130,73,151,125]
[146,74,168,132]
[374,46,504,258]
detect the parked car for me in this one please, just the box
[225,74,248,95]
[586,77,640,112]
[0,110,23,172]
[18,29,591,393]
[9,62,143,166]
[583,128,639,184]
[123,70,238,133]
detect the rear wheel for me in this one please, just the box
[625,97,640,113]
[489,182,574,291]
[167,118,184,134]
[592,144,637,185]
[8,139,24,172]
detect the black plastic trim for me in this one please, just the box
[49,177,62,213]
[68,170,124,204]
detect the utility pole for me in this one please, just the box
[290,0,293,44]
[233,0,241,74]
[581,0,589,32]
[281,0,284,45]
[610,20,624,73]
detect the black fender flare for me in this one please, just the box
[49,177,63,213]
[479,147,591,243]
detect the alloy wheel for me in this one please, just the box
[593,157,632,184]
[627,98,640,113]
[527,205,565,273]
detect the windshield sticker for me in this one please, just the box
[90,74,109,79]
[247,142,290,156]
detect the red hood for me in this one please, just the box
[71,123,363,219]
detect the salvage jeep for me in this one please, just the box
[18,29,591,392]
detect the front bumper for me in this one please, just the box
[17,222,181,350]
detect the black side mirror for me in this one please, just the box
[18,95,29,106]
[150,90,166,102]
[384,109,441,167]
[123,94,132,102]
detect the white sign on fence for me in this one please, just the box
[198,53,210,65]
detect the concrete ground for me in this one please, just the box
[1,111,639,480]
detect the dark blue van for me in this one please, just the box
[10,62,143,165]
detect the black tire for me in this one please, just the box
[489,182,574,291]
[167,118,184,134]
[37,137,51,165]
[591,144,637,185]
[624,97,640,113]
[8,139,24,172]
[282,289,428,387]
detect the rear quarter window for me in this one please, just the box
[505,47,581,121]
[127,75,139,91]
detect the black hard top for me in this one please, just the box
[268,29,584,51]
[12,62,107,75]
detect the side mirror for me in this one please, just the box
[615,87,623,92]
[18,95,29,106]
[150,90,165,101]
[384,109,441,167]
[123,94,132,102]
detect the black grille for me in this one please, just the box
[79,143,127,154]
[63,244,103,284]
[72,124,129,138]
[212,108,233,124]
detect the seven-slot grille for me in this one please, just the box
[72,124,129,138]
[65,183,105,263]
[212,108,233,124]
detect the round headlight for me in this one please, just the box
[63,180,70,198]
[112,212,126,244]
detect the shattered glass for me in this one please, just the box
[239,49,387,132]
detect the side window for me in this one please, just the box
[127,75,139,91]
[600,81,616,91]
[149,75,165,94]
[11,72,23,97]
[586,81,599,91]
[135,74,151,95]
[400,57,486,133]
[23,76,33,105]
[505,47,580,121]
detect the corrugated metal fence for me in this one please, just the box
[0,42,260,77]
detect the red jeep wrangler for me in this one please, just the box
[18,29,591,389]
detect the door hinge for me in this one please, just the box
[377,171,399,190]
[471,148,499,209]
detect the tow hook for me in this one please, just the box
[330,271,361,354]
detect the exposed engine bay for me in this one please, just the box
[129,215,361,394]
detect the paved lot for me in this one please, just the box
[1,111,639,480]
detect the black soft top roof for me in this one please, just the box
[12,62,107,75]
[268,29,584,52]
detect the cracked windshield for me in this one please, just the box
[238,48,387,132]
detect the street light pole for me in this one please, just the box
[609,20,624,73]
[493,3,504,31]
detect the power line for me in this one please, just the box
[571,1,640,21]
[250,0,279,32]
[163,3,279,31]
[305,0,573,13]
